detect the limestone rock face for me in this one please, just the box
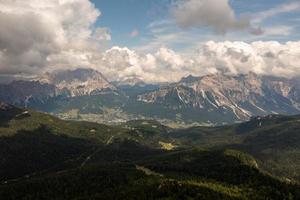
[138,73,300,120]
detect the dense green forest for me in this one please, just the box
[0,102,300,199]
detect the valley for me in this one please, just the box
[1,68,300,127]
[2,0,300,199]
[1,69,300,199]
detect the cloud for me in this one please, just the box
[1,0,299,84]
[94,28,111,41]
[99,41,300,83]
[263,26,294,36]
[253,1,300,24]
[130,29,140,37]
[189,40,300,78]
[171,0,260,35]
[100,46,191,83]
[0,11,58,74]
[0,0,108,75]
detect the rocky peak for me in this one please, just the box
[46,68,109,84]
[137,72,300,122]
[41,68,116,97]
[179,73,263,96]
[179,75,201,84]
[115,77,146,87]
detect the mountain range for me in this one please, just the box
[1,68,300,126]
[138,73,300,123]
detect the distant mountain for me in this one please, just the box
[40,68,117,97]
[137,73,300,123]
[113,77,146,87]
[0,68,118,107]
[1,70,300,125]
[0,80,59,107]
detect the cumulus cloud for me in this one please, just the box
[195,41,300,78]
[0,11,58,74]
[94,27,111,41]
[171,0,260,35]
[1,0,299,84]
[100,46,192,83]
[99,41,300,83]
[0,0,109,75]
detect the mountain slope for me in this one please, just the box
[0,103,300,199]
[0,68,118,107]
[137,73,300,124]
[0,81,58,107]
[167,114,300,180]
[40,68,117,96]
[1,149,299,200]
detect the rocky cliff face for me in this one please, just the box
[40,68,117,97]
[0,68,118,106]
[138,73,300,121]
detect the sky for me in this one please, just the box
[0,0,300,83]
[92,0,300,51]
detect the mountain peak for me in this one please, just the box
[238,72,261,80]
[138,72,300,123]
[180,75,201,83]
[40,68,116,97]
[46,68,108,84]
[115,77,146,87]
[180,72,261,85]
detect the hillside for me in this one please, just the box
[167,115,300,180]
[0,102,300,199]
[1,148,299,199]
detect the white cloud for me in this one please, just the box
[94,27,111,41]
[171,0,260,35]
[148,20,174,29]
[253,1,300,24]
[100,46,190,83]
[190,40,300,78]
[1,0,299,84]
[263,26,294,36]
[0,0,109,75]
[99,41,300,83]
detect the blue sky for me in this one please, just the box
[92,0,171,47]
[92,0,300,52]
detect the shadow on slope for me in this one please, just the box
[0,102,24,127]
[0,125,96,181]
